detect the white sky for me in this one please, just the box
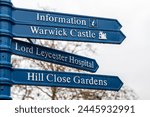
[12,0,150,99]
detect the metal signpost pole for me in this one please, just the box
[0,0,13,100]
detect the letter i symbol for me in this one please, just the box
[90,18,97,28]
[92,20,95,27]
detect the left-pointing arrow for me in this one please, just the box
[12,39,99,72]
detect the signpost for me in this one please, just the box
[12,39,99,72]
[0,0,125,100]
[12,68,123,91]
[12,7,122,30]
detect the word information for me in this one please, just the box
[37,13,87,26]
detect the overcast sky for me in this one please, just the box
[12,0,150,99]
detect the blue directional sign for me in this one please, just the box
[11,39,99,72]
[12,68,123,91]
[0,0,125,100]
[12,7,122,30]
[12,24,125,44]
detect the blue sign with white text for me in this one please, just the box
[12,24,125,44]
[12,7,122,30]
[12,39,99,72]
[12,69,123,91]
[0,0,125,100]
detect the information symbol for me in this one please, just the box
[92,20,95,27]
[90,18,97,28]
